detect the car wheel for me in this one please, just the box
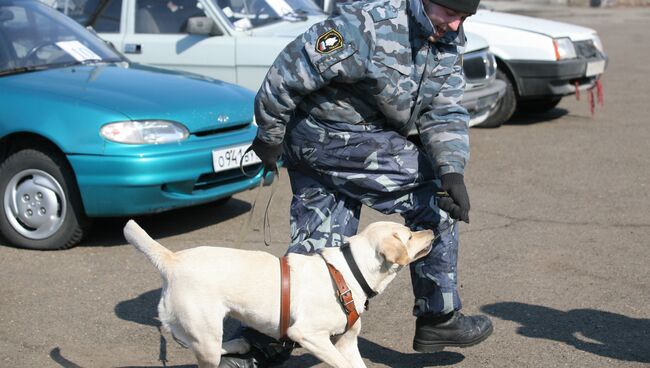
[517,97,562,113]
[0,149,89,250]
[475,69,516,128]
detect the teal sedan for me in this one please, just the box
[0,0,269,250]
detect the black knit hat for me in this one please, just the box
[430,0,481,14]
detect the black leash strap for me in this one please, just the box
[235,145,278,248]
[340,242,378,299]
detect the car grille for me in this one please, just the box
[194,122,251,137]
[193,164,264,192]
[573,40,600,59]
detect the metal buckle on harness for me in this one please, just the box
[337,289,354,310]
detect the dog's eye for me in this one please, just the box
[408,234,412,241]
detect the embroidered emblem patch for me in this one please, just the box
[316,30,343,54]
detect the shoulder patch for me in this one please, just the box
[316,30,344,54]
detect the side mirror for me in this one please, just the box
[186,16,222,36]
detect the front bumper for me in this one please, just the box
[67,125,273,217]
[507,56,608,99]
[462,79,507,127]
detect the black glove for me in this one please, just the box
[437,173,470,223]
[251,136,283,173]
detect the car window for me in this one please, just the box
[212,0,321,31]
[135,0,207,34]
[0,1,123,74]
[92,0,122,32]
[42,0,123,33]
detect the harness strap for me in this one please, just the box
[279,256,291,340]
[324,261,360,331]
[340,242,377,299]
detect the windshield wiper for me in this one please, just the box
[0,59,117,77]
[0,65,52,77]
[58,59,113,67]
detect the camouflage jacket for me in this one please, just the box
[255,0,470,176]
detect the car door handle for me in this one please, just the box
[124,44,142,54]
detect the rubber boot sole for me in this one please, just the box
[412,323,494,353]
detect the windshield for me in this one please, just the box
[0,0,123,76]
[212,0,323,30]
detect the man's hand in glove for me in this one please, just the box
[437,173,470,223]
[251,136,283,173]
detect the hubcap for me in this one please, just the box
[3,169,67,239]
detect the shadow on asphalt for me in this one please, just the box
[357,338,464,367]
[249,337,465,368]
[115,289,465,367]
[78,197,251,248]
[504,108,569,126]
[482,302,650,363]
[115,289,162,327]
[50,347,197,368]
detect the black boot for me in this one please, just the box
[219,328,294,368]
[413,311,493,353]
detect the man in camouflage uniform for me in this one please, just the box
[220,0,492,366]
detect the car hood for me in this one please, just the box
[464,31,488,53]
[469,9,597,41]
[9,63,255,133]
[249,15,327,37]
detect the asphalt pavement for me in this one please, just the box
[1,3,649,368]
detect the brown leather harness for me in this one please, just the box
[279,246,374,340]
[279,256,291,340]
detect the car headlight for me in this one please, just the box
[100,120,189,144]
[553,37,577,60]
[592,34,604,54]
[462,48,496,88]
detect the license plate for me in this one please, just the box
[212,144,261,173]
[586,60,605,77]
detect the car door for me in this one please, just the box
[117,0,237,84]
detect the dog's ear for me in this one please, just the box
[381,232,410,266]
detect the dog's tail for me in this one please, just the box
[123,220,174,275]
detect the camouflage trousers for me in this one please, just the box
[283,115,461,316]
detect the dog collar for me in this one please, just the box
[340,242,378,299]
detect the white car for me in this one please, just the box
[463,8,607,125]
[50,0,505,127]
[319,0,607,127]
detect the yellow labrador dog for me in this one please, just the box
[123,220,434,368]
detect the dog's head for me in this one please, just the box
[360,221,435,267]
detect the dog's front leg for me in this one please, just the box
[293,331,354,368]
[334,321,366,368]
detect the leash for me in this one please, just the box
[234,146,279,249]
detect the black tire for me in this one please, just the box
[517,97,562,113]
[0,149,90,250]
[475,69,516,128]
